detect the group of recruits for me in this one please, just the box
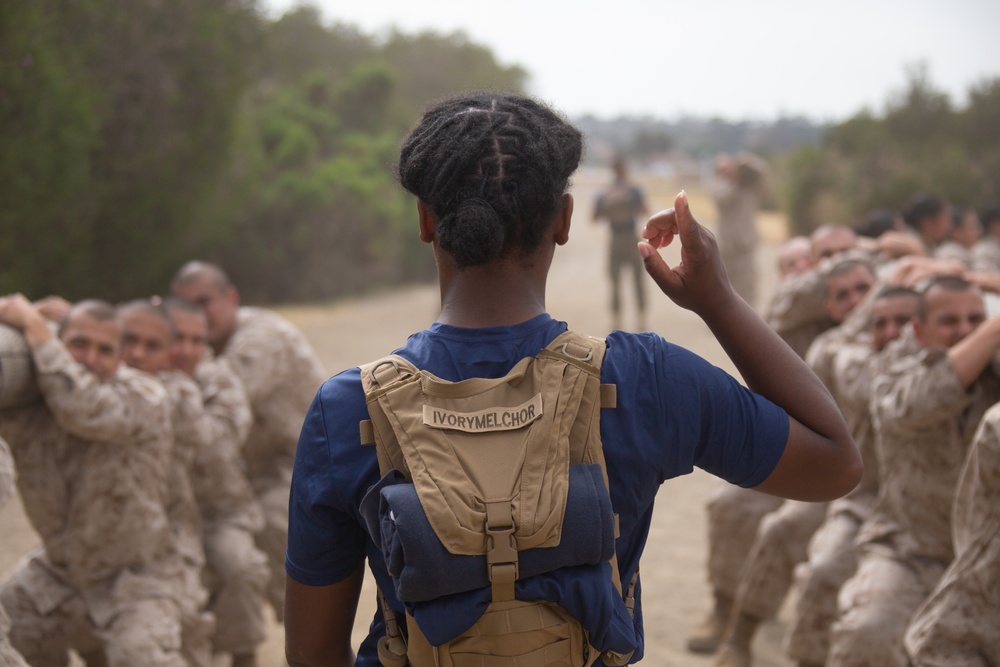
[0,261,327,667]
[687,195,1000,667]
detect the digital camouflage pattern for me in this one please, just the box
[828,327,1000,667]
[217,306,326,619]
[0,339,208,666]
[904,400,1000,666]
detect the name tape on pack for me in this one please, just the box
[423,394,543,433]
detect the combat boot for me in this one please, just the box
[685,592,734,654]
[712,610,761,667]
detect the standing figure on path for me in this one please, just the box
[282,92,861,667]
[592,157,649,330]
[171,262,328,624]
[712,153,768,309]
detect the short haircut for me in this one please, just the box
[58,299,118,338]
[161,296,205,319]
[903,194,947,229]
[854,209,899,238]
[917,275,976,322]
[875,285,920,302]
[171,260,232,292]
[118,299,176,339]
[825,259,874,296]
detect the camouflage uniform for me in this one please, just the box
[933,240,972,267]
[827,328,1000,667]
[718,322,865,653]
[971,235,1000,273]
[191,358,269,655]
[704,485,784,603]
[0,339,207,667]
[904,400,1000,666]
[0,436,29,667]
[786,341,884,664]
[218,306,326,619]
[712,176,761,307]
[763,262,834,359]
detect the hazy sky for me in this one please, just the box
[261,0,1000,122]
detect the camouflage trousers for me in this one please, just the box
[827,543,945,667]
[252,467,293,622]
[732,500,827,621]
[0,604,29,667]
[204,523,270,654]
[904,524,1000,666]
[0,551,213,667]
[785,509,863,664]
[705,484,783,598]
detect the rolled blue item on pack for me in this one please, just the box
[359,463,617,603]
[360,465,635,652]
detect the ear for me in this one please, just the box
[553,193,573,246]
[912,318,925,345]
[226,286,240,308]
[417,199,436,244]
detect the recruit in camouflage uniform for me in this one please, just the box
[0,435,29,667]
[785,340,887,665]
[711,267,876,667]
[210,306,326,618]
[828,319,1000,667]
[904,399,1000,666]
[972,234,1000,273]
[0,332,207,666]
[190,357,269,658]
[688,241,856,654]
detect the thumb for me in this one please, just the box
[674,190,698,241]
[638,241,682,295]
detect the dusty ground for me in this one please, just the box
[0,169,799,666]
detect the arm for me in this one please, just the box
[286,566,365,667]
[947,315,1000,389]
[639,192,861,501]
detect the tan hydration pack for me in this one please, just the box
[359,331,637,667]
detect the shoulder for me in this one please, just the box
[116,365,170,406]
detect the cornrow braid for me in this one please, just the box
[397,92,583,267]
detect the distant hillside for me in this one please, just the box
[576,114,828,166]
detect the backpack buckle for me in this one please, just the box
[485,500,518,602]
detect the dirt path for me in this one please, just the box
[0,171,798,666]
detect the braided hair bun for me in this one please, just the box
[397,92,583,267]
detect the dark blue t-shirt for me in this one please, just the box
[286,314,788,665]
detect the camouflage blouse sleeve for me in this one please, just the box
[0,435,15,510]
[872,337,970,434]
[32,339,169,445]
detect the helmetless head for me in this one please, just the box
[914,276,986,349]
[396,93,582,269]
[163,298,208,376]
[119,300,174,374]
[170,261,239,354]
[870,287,919,352]
[58,300,122,383]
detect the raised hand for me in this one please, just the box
[637,191,737,315]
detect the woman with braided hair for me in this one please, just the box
[283,92,861,667]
